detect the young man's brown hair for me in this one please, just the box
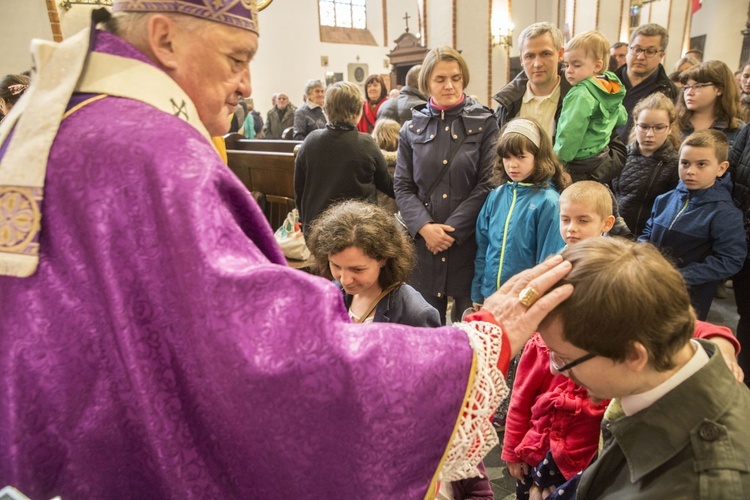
[544,238,696,371]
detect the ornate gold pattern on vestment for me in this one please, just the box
[112,0,259,32]
[0,186,42,254]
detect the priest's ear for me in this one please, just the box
[146,14,180,70]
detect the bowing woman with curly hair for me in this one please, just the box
[307,200,441,327]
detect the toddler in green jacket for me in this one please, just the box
[554,31,628,181]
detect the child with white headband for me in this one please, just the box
[471,117,566,308]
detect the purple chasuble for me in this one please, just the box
[0,32,475,499]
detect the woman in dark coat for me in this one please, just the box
[394,46,498,323]
[293,79,326,141]
[294,81,393,238]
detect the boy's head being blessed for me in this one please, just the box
[559,181,615,245]
[678,130,730,191]
[539,238,696,403]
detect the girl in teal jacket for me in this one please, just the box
[472,118,567,306]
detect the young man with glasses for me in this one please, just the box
[539,238,750,498]
[615,23,678,142]
[501,181,743,500]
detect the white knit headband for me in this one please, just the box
[502,118,541,148]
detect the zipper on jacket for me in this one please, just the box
[635,161,663,235]
[668,194,690,231]
[496,185,518,290]
[441,109,445,121]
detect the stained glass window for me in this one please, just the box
[319,0,366,29]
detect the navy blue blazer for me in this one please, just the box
[336,282,441,327]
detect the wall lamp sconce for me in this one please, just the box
[492,25,514,48]
[59,0,112,11]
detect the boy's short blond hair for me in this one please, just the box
[565,30,610,67]
[559,181,613,220]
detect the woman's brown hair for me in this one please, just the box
[677,60,744,132]
[307,200,415,289]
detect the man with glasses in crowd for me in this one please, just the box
[615,23,679,142]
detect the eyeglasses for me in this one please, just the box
[549,351,597,372]
[635,123,670,133]
[629,46,663,58]
[682,83,716,92]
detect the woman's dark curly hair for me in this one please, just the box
[307,200,415,289]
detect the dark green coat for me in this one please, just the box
[577,340,750,499]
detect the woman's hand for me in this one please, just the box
[418,223,455,254]
[481,255,574,358]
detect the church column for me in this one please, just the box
[741,1,750,67]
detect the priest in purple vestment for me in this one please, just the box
[0,1,573,498]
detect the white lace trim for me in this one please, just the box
[438,321,508,482]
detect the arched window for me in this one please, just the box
[320,0,366,29]
[318,0,376,45]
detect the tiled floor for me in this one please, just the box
[482,287,740,499]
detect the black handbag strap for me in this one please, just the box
[423,133,467,204]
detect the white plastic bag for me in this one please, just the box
[273,209,311,261]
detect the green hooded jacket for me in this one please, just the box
[554,71,627,164]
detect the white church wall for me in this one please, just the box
[690,0,747,70]
[598,0,625,46]
[666,0,691,72]
[252,0,391,116]
[456,0,491,106]
[0,0,53,76]
[426,0,453,49]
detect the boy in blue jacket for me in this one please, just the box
[640,130,747,320]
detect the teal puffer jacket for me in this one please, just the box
[472,181,565,304]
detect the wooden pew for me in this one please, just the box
[224,133,301,153]
[226,150,295,199]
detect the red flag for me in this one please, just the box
[692,0,702,13]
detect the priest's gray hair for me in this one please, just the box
[101,11,209,49]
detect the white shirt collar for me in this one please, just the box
[621,339,709,416]
[307,101,321,110]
